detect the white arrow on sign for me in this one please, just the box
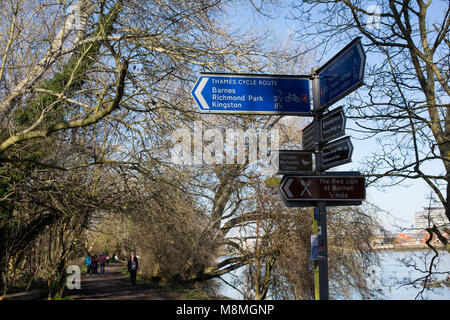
[194,77,209,109]
[284,177,294,198]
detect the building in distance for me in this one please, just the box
[414,207,449,230]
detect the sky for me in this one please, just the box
[219,1,447,232]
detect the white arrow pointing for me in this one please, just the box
[194,77,209,109]
[283,178,294,198]
[347,139,354,159]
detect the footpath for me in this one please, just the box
[69,263,176,300]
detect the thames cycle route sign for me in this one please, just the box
[191,73,311,115]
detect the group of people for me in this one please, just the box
[85,253,116,275]
[84,252,138,286]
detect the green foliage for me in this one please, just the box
[15,41,101,128]
[15,0,121,129]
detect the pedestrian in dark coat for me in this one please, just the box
[99,254,107,274]
[91,255,99,275]
[127,253,139,285]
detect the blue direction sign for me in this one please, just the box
[191,73,311,115]
[316,37,366,110]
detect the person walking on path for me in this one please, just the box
[127,253,138,286]
[85,254,92,276]
[91,255,99,275]
[99,254,107,274]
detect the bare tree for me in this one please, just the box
[0,0,279,296]
[288,0,450,296]
[290,0,449,248]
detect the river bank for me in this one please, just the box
[219,250,450,300]
[373,244,446,252]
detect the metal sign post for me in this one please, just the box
[317,201,329,300]
[191,37,367,302]
[312,66,330,300]
[313,208,320,300]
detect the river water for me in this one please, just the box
[219,250,450,300]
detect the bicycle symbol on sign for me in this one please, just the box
[285,92,301,103]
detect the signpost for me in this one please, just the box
[276,150,313,174]
[315,37,366,111]
[321,136,353,170]
[191,73,311,115]
[191,37,367,301]
[309,37,365,300]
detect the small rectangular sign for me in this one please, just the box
[277,150,313,173]
[320,106,346,143]
[321,136,353,169]
[302,122,315,151]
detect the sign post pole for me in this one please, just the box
[312,66,329,300]
[313,208,320,300]
[317,201,329,300]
